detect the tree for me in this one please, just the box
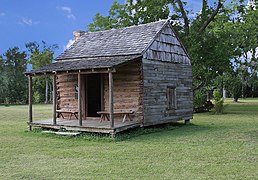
[0,55,5,103]
[0,47,27,103]
[233,2,258,97]
[88,0,169,32]
[26,41,58,103]
[224,72,242,102]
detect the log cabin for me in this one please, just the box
[25,19,193,136]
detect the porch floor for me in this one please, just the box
[29,118,142,134]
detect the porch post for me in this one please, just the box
[109,71,114,129]
[52,74,57,125]
[28,76,32,131]
[78,73,82,126]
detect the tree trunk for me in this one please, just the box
[252,83,254,98]
[223,87,226,99]
[45,77,48,104]
[199,0,223,32]
[176,0,190,35]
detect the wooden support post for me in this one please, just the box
[28,76,32,131]
[185,119,190,125]
[52,74,57,125]
[109,71,114,129]
[78,73,82,126]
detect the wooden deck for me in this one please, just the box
[29,119,142,134]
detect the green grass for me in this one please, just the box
[0,99,257,179]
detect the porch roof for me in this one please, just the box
[25,54,141,75]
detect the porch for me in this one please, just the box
[29,119,141,134]
[25,55,143,135]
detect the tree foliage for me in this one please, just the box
[224,72,242,102]
[213,89,224,113]
[0,47,27,103]
[26,41,58,103]
[88,0,169,31]
[0,41,58,104]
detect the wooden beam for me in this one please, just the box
[185,119,190,125]
[81,75,86,119]
[109,72,114,129]
[28,76,32,131]
[26,69,117,77]
[100,74,104,111]
[78,73,82,126]
[57,69,116,75]
[85,76,88,117]
[52,74,57,125]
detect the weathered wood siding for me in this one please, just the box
[142,24,193,126]
[143,24,190,64]
[103,61,143,122]
[56,74,78,119]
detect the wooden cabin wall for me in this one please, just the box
[56,74,78,119]
[143,24,190,65]
[103,61,143,122]
[142,59,193,125]
[142,23,193,126]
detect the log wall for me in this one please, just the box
[103,61,143,122]
[142,23,193,126]
[56,74,78,119]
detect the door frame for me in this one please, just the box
[85,74,104,118]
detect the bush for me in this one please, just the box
[213,90,224,114]
[194,90,214,113]
[33,91,41,104]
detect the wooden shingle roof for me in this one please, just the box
[27,20,187,75]
[25,55,141,75]
[57,20,168,60]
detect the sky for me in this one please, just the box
[0,0,205,57]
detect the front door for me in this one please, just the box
[86,74,101,117]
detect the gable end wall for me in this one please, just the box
[143,24,190,64]
[142,24,193,126]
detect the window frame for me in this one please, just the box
[167,86,177,110]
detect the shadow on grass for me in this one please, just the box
[27,121,225,142]
[0,104,22,107]
[223,111,258,115]
[228,101,247,104]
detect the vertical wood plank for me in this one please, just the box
[81,75,86,119]
[109,71,114,128]
[78,73,82,126]
[85,76,88,117]
[45,77,48,104]
[52,74,57,125]
[100,74,104,111]
[28,76,32,131]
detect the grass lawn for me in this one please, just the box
[0,99,257,179]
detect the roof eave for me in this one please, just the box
[55,53,142,61]
[26,55,142,76]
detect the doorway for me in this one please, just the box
[86,74,102,117]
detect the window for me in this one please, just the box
[167,86,177,109]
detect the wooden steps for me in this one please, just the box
[42,131,81,136]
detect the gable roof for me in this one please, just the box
[57,20,168,60]
[26,19,191,75]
